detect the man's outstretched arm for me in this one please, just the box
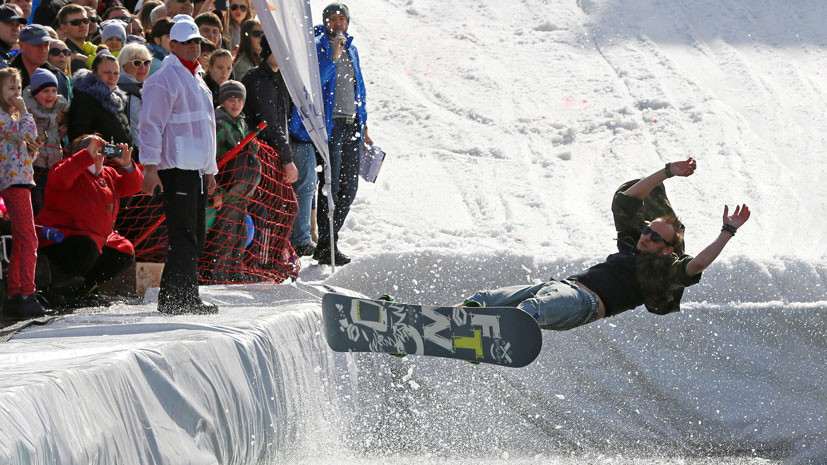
[685,204,751,276]
[624,157,697,199]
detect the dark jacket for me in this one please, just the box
[241,64,293,164]
[68,69,133,153]
[611,180,702,315]
[11,54,71,100]
[0,40,14,69]
[204,73,221,109]
[32,0,69,28]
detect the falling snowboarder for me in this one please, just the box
[462,158,751,330]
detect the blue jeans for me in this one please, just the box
[289,142,318,247]
[316,119,361,251]
[467,280,600,330]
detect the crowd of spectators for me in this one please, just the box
[0,1,373,320]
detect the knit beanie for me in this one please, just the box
[101,21,127,44]
[219,80,246,104]
[30,69,58,97]
[322,2,350,23]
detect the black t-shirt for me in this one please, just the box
[569,250,643,317]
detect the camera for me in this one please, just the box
[101,144,123,159]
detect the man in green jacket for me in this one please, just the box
[463,158,751,330]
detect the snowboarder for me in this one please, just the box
[463,158,751,330]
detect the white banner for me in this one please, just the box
[251,0,329,166]
[252,0,339,266]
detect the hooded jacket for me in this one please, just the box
[215,106,261,201]
[67,69,133,150]
[241,63,293,164]
[22,88,70,170]
[288,24,367,143]
[36,149,143,254]
[138,53,217,175]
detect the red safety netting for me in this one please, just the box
[115,138,300,284]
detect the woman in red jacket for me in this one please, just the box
[36,135,143,307]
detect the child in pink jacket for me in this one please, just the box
[0,67,45,318]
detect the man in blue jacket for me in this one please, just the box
[288,2,373,265]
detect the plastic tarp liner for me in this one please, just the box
[0,278,823,464]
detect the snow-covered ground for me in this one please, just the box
[1,0,826,463]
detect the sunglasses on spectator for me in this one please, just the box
[49,48,72,57]
[246,30,263,38]
[181,38,202,45]
[131,59,151,67]
[65,17,90,26]
[111,15,132,23]
[230,4,247,11]
[641,225,674,246]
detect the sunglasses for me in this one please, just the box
[181,38,202,45]
[65,17,90,26]
[131,59,151,67]
[246,29,263,38]
[49,48,71,57]
[230,3,247,11]
[111,15,132,23]
[641,225,673,246]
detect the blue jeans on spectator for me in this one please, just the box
[316,119,361,252]
[466,280,600,330]
[289,142,318,247]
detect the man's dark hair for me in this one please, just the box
[102,5,129,20]
[57,3,86,26]
[195,12,221,31]
[151,18,173,42]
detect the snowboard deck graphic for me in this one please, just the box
[321,293,542,368]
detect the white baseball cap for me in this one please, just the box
[169,19,205,43]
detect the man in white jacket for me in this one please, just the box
[138,18,218,314]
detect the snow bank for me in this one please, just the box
[0,286,344,464]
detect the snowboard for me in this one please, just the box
[321,293,543,368]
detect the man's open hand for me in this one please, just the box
[669,157,697,177]
[723,204,751,229]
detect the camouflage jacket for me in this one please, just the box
[612,180,702,315]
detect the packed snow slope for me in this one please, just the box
[341,0,826,269]
[1,0,826,464]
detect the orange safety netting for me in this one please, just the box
[114,138,300,284]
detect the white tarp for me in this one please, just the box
[0,278,824,464]
[252,0,339,266]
